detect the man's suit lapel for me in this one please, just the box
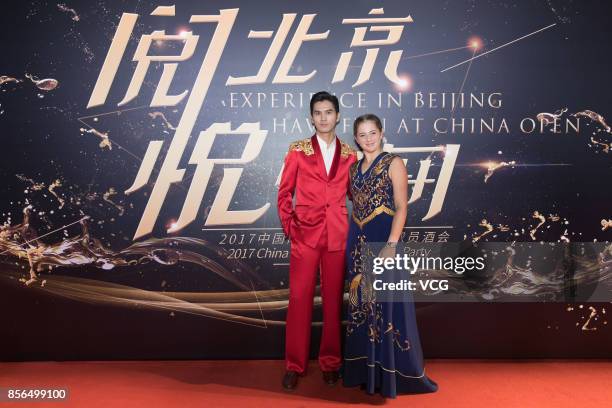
[328,137,341,180]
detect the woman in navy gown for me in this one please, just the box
[342,114,438,398]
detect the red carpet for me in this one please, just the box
[1,360,611,407]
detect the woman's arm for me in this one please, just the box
[387,156,408,243]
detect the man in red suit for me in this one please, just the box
[278,91,357,390]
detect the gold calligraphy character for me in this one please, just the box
[88,5,239,239]
[226,14,329,85]
[333,8,413,87]
[385,144,459,221]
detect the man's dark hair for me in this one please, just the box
[310,91,339,115]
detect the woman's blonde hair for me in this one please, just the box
[353,113,382,136]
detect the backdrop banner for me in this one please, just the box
[1,0,610,360]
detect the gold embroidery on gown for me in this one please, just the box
[350,153,397,229]
[346,154,412,352]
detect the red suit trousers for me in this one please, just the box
[285,228,345,374]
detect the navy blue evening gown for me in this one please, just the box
[342,151,438,398]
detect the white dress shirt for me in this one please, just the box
[316,134,337,175]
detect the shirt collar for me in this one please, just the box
[316,134,336,150]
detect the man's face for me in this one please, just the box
[311,100,339,134]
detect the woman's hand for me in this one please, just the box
[378,242,397,260]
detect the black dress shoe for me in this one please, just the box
[322,370,339,386]
[282,370,299,390]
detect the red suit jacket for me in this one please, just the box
[278,135,357,251]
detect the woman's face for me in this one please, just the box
[354,120,383,154]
